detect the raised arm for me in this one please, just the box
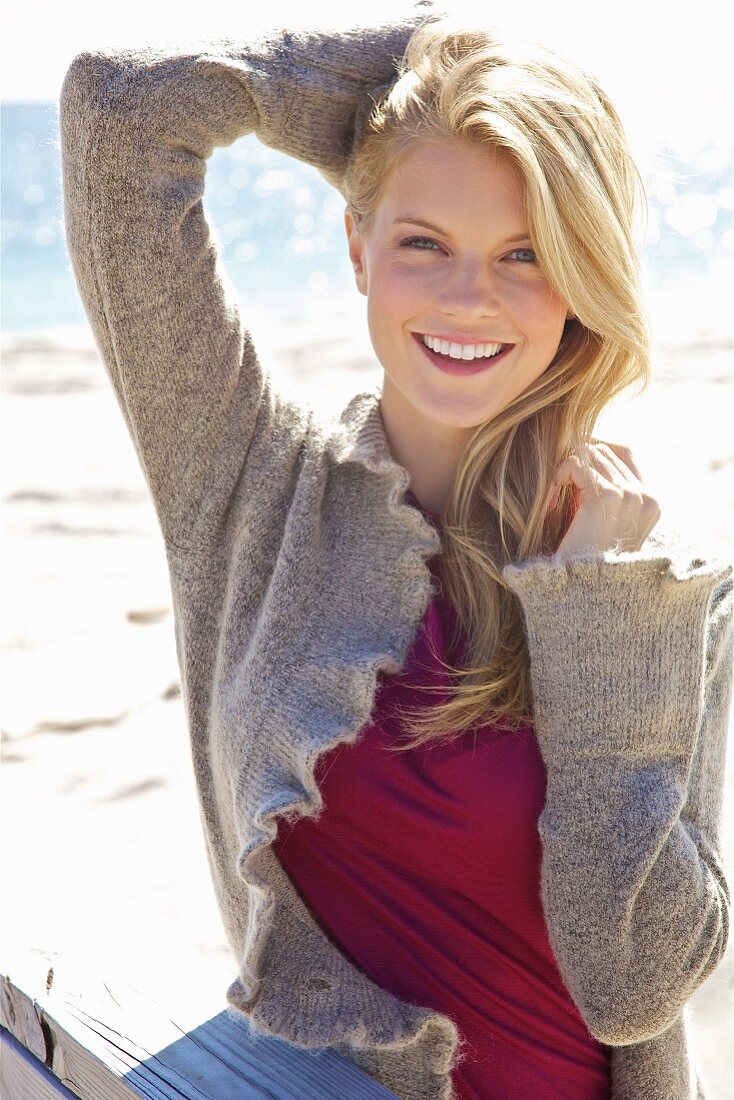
[502,538,734,1046]
[59,15,425,556]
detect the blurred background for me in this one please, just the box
[2,0,732,1095]
[3,0,734,339]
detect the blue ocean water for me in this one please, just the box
[1,100,732,337]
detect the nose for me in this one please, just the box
[438,258,502,318]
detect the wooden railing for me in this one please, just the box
[1,948,400,1099]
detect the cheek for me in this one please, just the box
[508,280,567,335]
[370,260,436,312]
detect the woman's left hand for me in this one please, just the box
[546,440,662,560]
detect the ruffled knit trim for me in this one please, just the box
[227,388,460,1097]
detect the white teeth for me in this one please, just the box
[421,334,506,360]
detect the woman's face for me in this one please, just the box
[344,138,572,441]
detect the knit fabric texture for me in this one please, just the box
[59,13,733,1099]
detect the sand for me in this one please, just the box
[2,304,732,1094]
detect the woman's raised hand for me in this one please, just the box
[546,440,662,560]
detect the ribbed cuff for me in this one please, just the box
[502,547,732,760]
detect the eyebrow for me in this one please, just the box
[393,216,531,244]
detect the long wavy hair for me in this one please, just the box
[343,15,651,752]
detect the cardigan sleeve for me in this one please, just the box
[58,13,424,556]
[501,538,733,1046]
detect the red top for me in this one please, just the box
[272,492,611,1098]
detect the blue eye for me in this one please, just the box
[401,236,441,251]
[509,247,537,263]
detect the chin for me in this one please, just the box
[415,387,502,429]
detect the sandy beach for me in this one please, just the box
[2,303,732,1095]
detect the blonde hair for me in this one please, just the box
[343,16,651,752]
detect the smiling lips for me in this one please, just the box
[419,333,512,362]
[414,332,514,376]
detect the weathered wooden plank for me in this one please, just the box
[1,949,400,1099]
[1,961,47,1060]
[1,1029,81,1099]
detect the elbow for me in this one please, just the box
[59,50,146,168]
[584,1002,685,1048]
[60,50,128,118]
[581,948,729,1047]
[581,884,730,1046]
[59,53,118,185]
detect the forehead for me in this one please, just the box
[375,138,527,230]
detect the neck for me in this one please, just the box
[378,380,470,517]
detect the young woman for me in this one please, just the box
[59,9,733,1100]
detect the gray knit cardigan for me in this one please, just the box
[59,14,733,1100]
